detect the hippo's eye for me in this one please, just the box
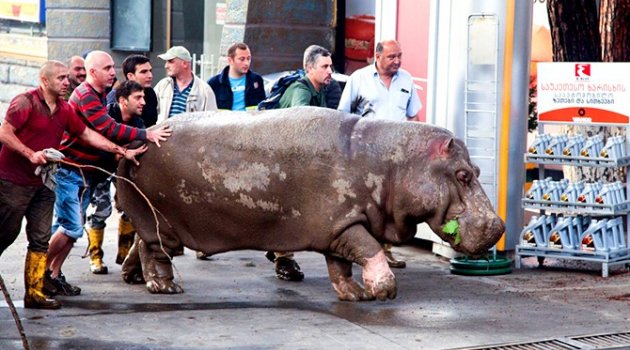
[456,170,471,184]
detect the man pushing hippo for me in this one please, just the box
[117,107,504,301]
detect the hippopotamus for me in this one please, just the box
[116,107,505,301]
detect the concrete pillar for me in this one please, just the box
[46,0,111,61]
[219,0,337,74]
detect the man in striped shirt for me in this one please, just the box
[45,51,172,296]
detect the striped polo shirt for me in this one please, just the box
[168,78,193,117]
[62,82,147,167]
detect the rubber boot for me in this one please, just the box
[116,217,136,265]
[24,250,61,310]
[87,227,108,274]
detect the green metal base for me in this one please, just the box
[450,256,513,276]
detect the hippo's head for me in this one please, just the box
[395,135,505,256]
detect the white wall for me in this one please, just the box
[346,0,375,16]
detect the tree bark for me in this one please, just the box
[600,0,630,61]
[547,0,601,61]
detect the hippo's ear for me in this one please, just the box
[439,138,454,155]
[428,137,454,159]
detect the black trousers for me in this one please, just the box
[0,179,55,256]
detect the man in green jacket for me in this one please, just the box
[269,45,334,282]
[279,45,333,109]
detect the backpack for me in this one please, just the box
[257,69,306,110]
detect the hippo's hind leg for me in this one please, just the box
[121,235,145,284]
[139,241,184,294]
[331,224,397,301]
[325,254,367,301]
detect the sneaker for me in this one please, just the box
[275,257,304,282]
[49,272,81,296]
[43,270,59,297]
[264,251,276,263]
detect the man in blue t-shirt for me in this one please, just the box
[208,42,266,111]
[199,43,266,262]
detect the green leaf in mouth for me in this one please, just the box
[442,219,461,245]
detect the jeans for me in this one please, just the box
[51,168,93,240]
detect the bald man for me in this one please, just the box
[338,40,422,268]
[338,39,421,121]
[0,60,148,309]
[65,55,86,100]
[45,51,172,296]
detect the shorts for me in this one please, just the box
[51,167,93,240]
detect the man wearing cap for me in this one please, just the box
[154,46,217,123]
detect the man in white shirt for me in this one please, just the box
[337,39,422,268]
[338,40,421,122]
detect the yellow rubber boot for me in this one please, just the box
[24,250,61,309]
[87,227,108,274]
[116,217,136,265]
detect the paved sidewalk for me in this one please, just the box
[1,215,629,349]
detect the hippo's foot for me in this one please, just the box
[332,277,368,301]
[325,254,369,301]
[146,278,184,294]
[122,269,145,284]
[138,239,184,294]
[121,236,145,284]
[362,250,397,301]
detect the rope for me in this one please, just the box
[0,273,30,350]
[57,159,179,267]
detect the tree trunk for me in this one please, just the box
[546,0,625,182]
[547,0,601,61]
[600,0,630,61]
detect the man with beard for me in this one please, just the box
[279,45,333,109]
[106,54,158,127]
[45,51,172,296]
[64,56,86,100]
[82,55,160,273]
[265,45,334,282]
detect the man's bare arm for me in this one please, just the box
[0,122,47,164]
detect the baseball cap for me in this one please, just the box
[158,46,192,61]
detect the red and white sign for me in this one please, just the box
[537,62,630,124]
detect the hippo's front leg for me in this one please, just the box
[330,224,397,301]
[139,242,184,294]
[362,249,397,300]
[325,254,367,301]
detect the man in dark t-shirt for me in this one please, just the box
[0,60,144,310]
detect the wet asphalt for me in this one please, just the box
[1,214,629,350]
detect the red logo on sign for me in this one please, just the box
[575,64,591,78]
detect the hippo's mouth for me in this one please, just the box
[440,217,461,245]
